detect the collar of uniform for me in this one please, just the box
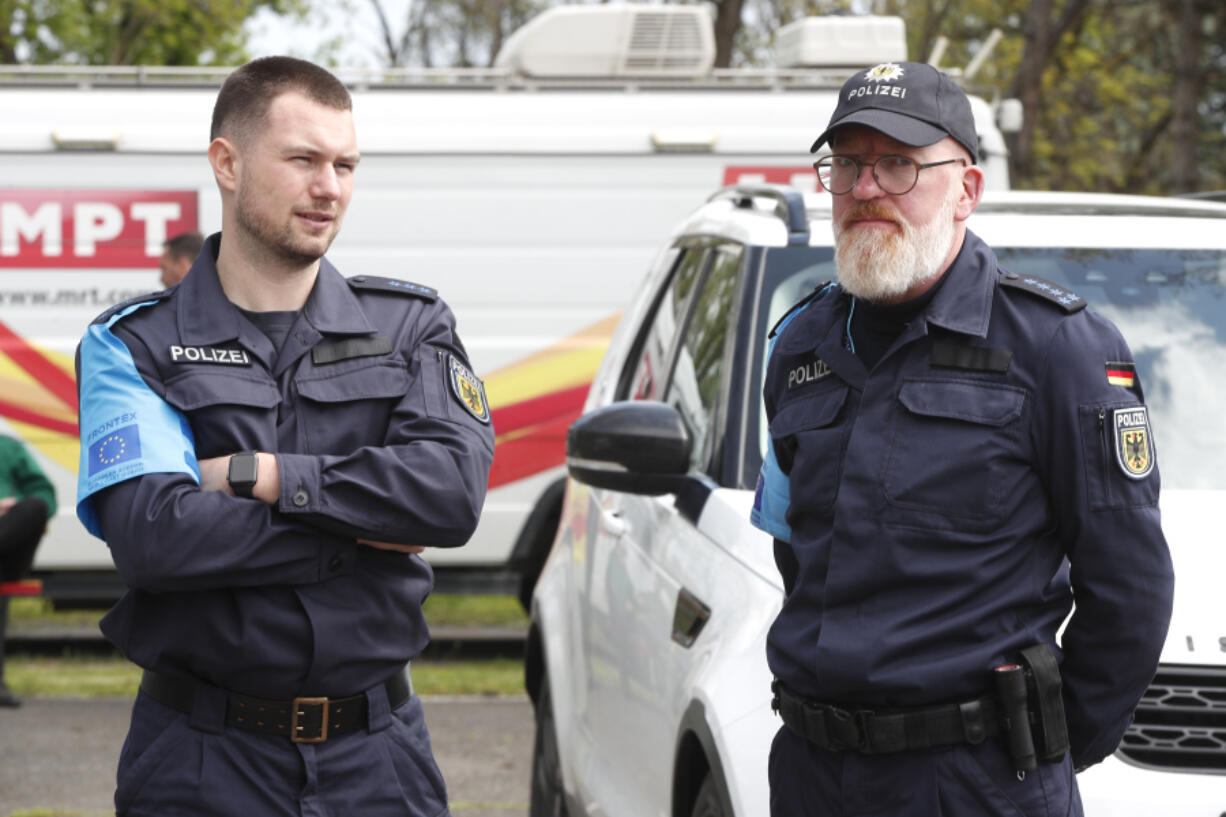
[300,257,378,337]
[918,229,996,339]
[177,233,244,346]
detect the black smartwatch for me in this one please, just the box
[227,451,259,498]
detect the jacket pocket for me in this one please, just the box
[883,379,1026,529]
[297,360,410,454]
[769,383,850,515]
[163,370,280,456]
[1078,402,1159,511]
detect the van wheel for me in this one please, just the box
[529,675,568,817]
[690,773,726,817]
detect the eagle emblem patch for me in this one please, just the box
[448,354,490,424]
[1112,406,1154,479]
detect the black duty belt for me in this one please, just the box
[772,679,1001,754]
[140,667,412,743]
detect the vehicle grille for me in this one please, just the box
[1116,664,1226,772]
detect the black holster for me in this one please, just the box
[1019,643,1071,763]
[994,643,1071,774]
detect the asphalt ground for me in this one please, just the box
[0,694,534,816]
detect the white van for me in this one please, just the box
[0,5,1018,604]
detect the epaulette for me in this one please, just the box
[998,272,1085,313]
[769,282,834,338]
[91,289,172,325]
[347,275,437,302]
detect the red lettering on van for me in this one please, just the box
[0,190,198,268]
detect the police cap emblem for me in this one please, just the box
[1113,406,1154,479]
[448,354,490,424]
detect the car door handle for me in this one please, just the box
[598,509,628,538]
[671,588,711,648]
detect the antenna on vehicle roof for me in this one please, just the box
[964,29,1002,81]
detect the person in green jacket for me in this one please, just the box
[0,434,56,708]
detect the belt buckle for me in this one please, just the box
[291,697,330,743]
[824,705,870,753]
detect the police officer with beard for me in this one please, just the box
[76,57,493,815]
[752,62,1173,817]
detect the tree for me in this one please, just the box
[0,0,303,66]
[369,0,546,68]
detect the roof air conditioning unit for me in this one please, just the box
[776,16,907,69]
[493,3,715,78]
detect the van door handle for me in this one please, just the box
[598,509,628,538]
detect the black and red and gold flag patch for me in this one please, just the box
[1105,361,1136,388]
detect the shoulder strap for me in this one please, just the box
[347,275,438,302]
[92,290,172,325]
[998,272,1085,314]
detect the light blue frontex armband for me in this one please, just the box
[750,441,792,543]
[76,302,200,539]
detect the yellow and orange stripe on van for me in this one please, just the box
[484,314,619,489]
[0,312,622,489]
[0,318,80,470]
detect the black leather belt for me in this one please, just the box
[772,679,1001,754]
[140,667,412,743]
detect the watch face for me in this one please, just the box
[228,452,258,493]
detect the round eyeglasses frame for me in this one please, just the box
[813,155,967,195]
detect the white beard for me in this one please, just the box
[833,189,958,302]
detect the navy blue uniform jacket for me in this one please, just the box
[756,229,1173,768]
[80,234,494,700]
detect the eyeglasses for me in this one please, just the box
[813,155,967,195]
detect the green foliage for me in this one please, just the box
[0,0,305,65]
[6,655,526,697]
[878,0,1226,194]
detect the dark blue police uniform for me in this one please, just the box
[753,230,1173,816]
[78,234,494,816]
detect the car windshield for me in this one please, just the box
[751,245,1226,490]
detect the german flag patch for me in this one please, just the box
[1105,361,1136,388]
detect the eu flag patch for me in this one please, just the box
[1105,361,1136,388]
[88,424,141,476]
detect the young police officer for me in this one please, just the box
[752,62,1173,816]
[76,58,493,815]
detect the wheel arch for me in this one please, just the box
[511,476,568,610]
[674,699,736,817]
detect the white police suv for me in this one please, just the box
[524,186,1226,817]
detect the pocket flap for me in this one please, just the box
[770,385,848,437]
[898,380,1024,426]
[297,361,409,403]
[164,371,280,411]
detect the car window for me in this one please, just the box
[995,246,1226,490]
[665,244,743,472]
[622,248,709,402]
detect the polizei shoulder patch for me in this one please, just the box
[998,272,1086,313]
[347,275,438,302]
[447,354,490,424]
[1113,406,1155,479]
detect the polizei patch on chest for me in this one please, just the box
[168,345,252,365]
[787,358,832,390]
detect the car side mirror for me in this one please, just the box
[566,400,692,495]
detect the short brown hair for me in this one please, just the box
[210,56,352,143]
